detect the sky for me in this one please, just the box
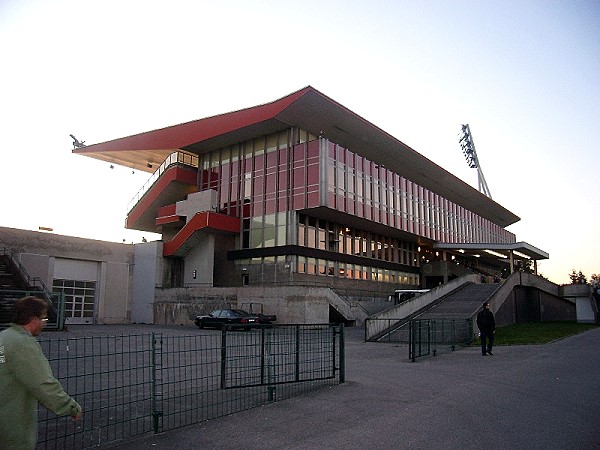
[1,0,598,285]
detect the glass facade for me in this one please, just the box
[198,128,515,285]
[296,214,420,285]
[325,141,514,244]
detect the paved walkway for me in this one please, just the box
[96,325,600,450]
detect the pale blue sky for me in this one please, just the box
[1,0,598,284]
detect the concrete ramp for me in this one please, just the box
[365,274,481,341]
[419,283,500,319]
[366,282,500,342]
[366,271,582,342]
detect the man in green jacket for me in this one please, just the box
[0,296,83,450]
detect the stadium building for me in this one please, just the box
[4,87,568,328]
[74,86,547,290]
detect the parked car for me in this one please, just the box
[241,302,277,324]
[195,309,260,330]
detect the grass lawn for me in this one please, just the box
[474,322,598,346]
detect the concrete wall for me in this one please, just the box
[575,297,597,323]
[19,253,53,288]
[213,235,238,287]
[99,262,131,324]
[152,285,359,326]
[0,226,134,324]
[491,272,575,327]
[562,283,597,323]
[176,190,216,218]
[184,234,214,286]
[153,287,238,325]
[132,241,161,323]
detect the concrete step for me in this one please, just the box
[418,283,499,319]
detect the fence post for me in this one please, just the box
[56,292,66,330]
[451,319,456,351]
[260,327,266,385]
[467,318,473,342]
[151,333,163,434]
[419,321,424,358]
[267,327,275,402]
[295,325,300,382]
[431,320,436,357]
[409,320,416,362]
[220,328,227,389]
[338,324,345,383]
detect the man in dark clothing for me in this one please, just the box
[476,302,496,356]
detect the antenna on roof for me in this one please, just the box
[70,134,86,149]
[458,124,492,199]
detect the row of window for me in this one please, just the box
[200,129,514,249]
[237,256,419,285]
[326,142,514,244]
[241,213,287,249]
[297,214,418,266]
[201,129,320,218]
[296,257,419,285]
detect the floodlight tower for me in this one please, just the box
[458,124,492,199]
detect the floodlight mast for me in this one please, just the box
[458,124,492,198]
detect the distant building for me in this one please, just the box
[1,227,133,325]
[74,86,547,295]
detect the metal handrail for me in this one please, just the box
[0,289,65,330]
[127,151,199,213]
[0,247,55,305]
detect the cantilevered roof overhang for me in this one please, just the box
[433,242,549,261]
[73,86,520,227]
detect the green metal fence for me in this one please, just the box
[409,318,473,362]
[364,318,411,343]
[0,290,65,330]
[37,324,344,449]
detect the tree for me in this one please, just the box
[591,274,599,301]
[514,259,535,274]
[569,269,587,284]
[500,260,546,279]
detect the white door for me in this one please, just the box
[53,259,98,325]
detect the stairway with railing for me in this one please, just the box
[127,151,199,213]
[0,248,64,329]
[365,275,500,342]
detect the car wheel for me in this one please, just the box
[196,322,204,329]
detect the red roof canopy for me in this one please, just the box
[73,86,520,227]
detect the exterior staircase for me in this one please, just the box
[418,283,499,319]
[390,283,499,343]
[0,250,61,328]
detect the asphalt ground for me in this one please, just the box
[52,324,600,449]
